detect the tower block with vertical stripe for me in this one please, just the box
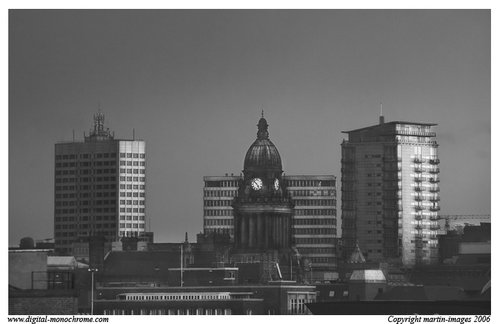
[232,114,294,256]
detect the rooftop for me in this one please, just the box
[342,120,437,134]
[349,269,386,283]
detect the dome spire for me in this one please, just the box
[257,112,269,140]
[244,113,282,172]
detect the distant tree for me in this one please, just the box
[20,237,35,249]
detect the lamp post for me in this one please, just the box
[180,245,184,287]
[154,266,160,287]
[88,268,99,315]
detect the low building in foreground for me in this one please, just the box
[95,281,316,315]
[8,250,81,314]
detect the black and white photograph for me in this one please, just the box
[7,8,492,320]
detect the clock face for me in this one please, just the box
[274,178,280,190]
[251,178,263,190]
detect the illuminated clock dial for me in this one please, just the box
[274,178,280,190]
[251,178,263,190]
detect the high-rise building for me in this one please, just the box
[203,175,240,237]
[284,175,337,276]
[54,112,146,254]
[203,115,337,278]
[341,115,440,266]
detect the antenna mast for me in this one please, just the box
[379,102,385,124]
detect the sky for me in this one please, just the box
[8,10,490,246]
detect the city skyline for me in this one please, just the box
[9,10,490,246]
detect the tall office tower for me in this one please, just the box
[341,115,440,266]
[284,175,337,277]
[54,112,146,254]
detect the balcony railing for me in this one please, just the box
[429,206,441,212]
[428,168,440,174]
[414,205,424,211]
[414,168,423,173]
[414,177,423,183]
[429,196,440,202]
[429,178,440,183]
[428,187,440,193]
[413,158,423,164]
[428,158,440,165]
[396,130,436,137]
[414,186,424,192]
[430,224,440,230]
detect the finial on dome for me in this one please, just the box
[257,113,269,140]
[261,109,264,118]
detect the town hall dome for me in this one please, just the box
[243,114,282,172]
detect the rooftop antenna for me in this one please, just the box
[261,108,264,118]
[379,102,385,124]
[72,129,75,142]
[133,128,135,141]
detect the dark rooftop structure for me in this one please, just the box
[374,285,467,301]
[102,251,180,285]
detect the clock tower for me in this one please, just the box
[232,113,294,252]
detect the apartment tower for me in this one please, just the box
[341,115,440,266]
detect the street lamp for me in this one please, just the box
[88,268,99,315]
[154,266,160,287]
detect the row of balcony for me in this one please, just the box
[341,157,439,165]
[395,130,437,137]
[413,158,440,164]
[414,233,438,239]
[414,176,440,183]
[414,223,440,230]
[414,185,440,192]
[414,214,440,221]
[414,167,440,173]
[414,205,440,212]
[413,195,440,202]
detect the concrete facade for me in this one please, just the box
[341,118,440,266]
[9,250,49,290]
[203,174,337,277]
[54,112,146,254]
[9,290,78,315]
[95,282,316,315]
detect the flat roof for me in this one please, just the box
[55,138,145,144]
[168,267,239,271]
[342,121,438,134]
[98,284,316,290]
[9,249,52,253]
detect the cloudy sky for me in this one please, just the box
[9,10,490,245]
